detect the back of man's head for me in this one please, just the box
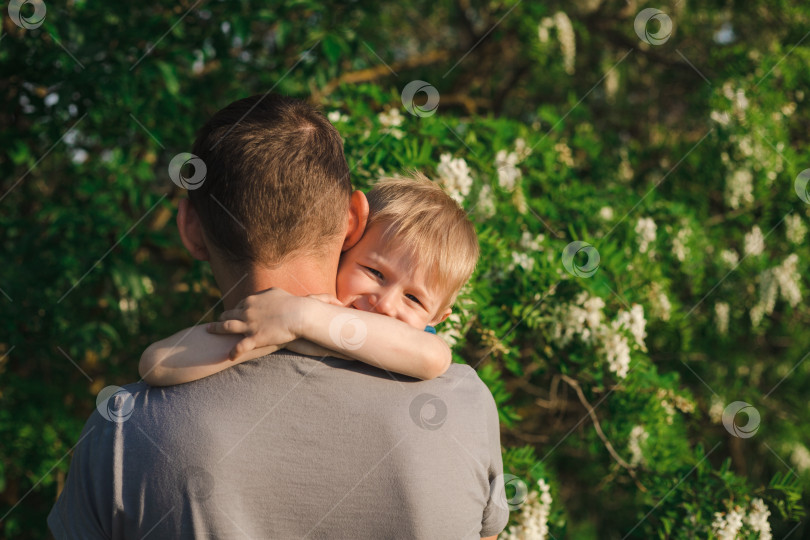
[189,94,351,268]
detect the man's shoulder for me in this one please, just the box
[438,363,497,405]
[442,362,488,388]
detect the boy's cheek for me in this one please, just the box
[334,271,357,306]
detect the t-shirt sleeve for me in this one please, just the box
[479,387,510,537]
[48,412,114,539]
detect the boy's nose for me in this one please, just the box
[369,292,397,317]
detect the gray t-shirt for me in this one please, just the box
[48,352,510,539]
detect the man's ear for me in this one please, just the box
[431,307,452,326]
[177,198,210,261]
[343,190,369,252]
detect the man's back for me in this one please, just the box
[49,353,509,539]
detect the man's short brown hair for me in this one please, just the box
[188,94,351,267]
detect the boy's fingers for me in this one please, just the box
[229,337,256,360]
[308,293,343,306]
[207,320,249,334]
[218,309,246,322]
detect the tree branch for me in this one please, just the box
[561,374,648,492]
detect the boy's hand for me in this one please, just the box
[206,287,306,360]
[305,293,344,307]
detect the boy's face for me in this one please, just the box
[336,223,452,330]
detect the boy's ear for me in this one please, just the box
[343,190,369,252]
[431,308,452,326]
[177,198,210,261]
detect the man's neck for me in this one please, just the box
[214,255,339,310]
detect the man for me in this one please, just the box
[48,94,509,539]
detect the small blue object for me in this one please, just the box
[424,325,437,334]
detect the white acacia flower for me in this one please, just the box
[327,110,349,124]
[746,498,772,540]
[628,425,649,467]
[612,304,647,352]
[649,282,671,321]
[714,302,730,335]
[377,107,403,128]
[553,11,575,74]
[477,185,496,217]
[510,251,535,273]
[520,231,545,251]
[635,217,657,255]
[712,507,744,539]
[785,213,807,244]
[710,110,731,125]
[750,254,801,328]
[538,19,551,43]
[503,479,552,540]
[672,226,690,262]
[512,187,528,214]
[790,443,810,473]
[725,169,754,209]
[744,225,765,256]
[515,137,532,161]
[602,329,631,378]
[720,249,740,268]
[436,153,473,204]
[554,142,574,167]
[773,253,802,308]
[496,149,521,191]
[599,206,614,220]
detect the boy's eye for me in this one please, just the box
[405,293,422,305]
[364,266,384,280]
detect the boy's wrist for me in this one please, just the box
[291,295,316,339]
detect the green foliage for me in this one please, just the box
[2,0,810,538]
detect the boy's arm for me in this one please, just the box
[209,288,452,380]
[295,299,451,379]
[139,325,283,386]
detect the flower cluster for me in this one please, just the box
[628,425,649,467]
[724,169,754,209]
[671,224,691,263]
[750,253,802,328]
[744,225,765,257]
[711,498,772,540]
[720,248,740,268]
[502,479,553,540]
[785,213,807,244]
[635,217,657,257]
[377,107,404,139]
[548,292,647,378]
[648,282,672,321]
[538,12,576,74]
[436,153,473,204]
[714,302,730,335]
[495,148,523,191]
[791,443,810,474]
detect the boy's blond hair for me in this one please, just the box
[366,171,479,312]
